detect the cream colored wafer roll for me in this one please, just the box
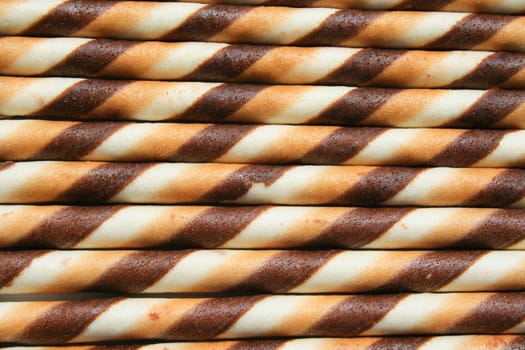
[3,250,525,294]
[2,1,524,52]
[1,205,524,250]
[2,77,524,128]
[1,294,524,344]
[2,120,525,167]
[3,335,525,350]
[1,37,524,89]
[0,161,524,207]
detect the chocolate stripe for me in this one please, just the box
[310,88,400,125]
[56,163,151,203]
[179,84,266,121]
[16,298,120,344]
[200,165,289,202]
[378,251,485,292]
[35,79,130,118]
[393,0,453,10]
[90,250,191,293]
[16,206,122,248]
[451,52,525,89]
[21,0,117,36]
[449,293,525,333]
[429,130,507,167]
[366,337,429,350]
[169,124,257,162]
[162,5,251,41]
[184,45,272,82]
[450,89,525,128]
[453,209,525,249]
[0,161,14,171]
[307,294,406,336]
[465,169,525,207]
[305,208,412,248]
[164,296,264,339]
[33,122,126,160]
[426,14,515,50]
[45,39,137,77]
[335,167,421,205]
[228,340,286,350]
[320,49,404,85]
[301,127,386,164]
[231,250,338,293]
[0,251,47,288]
[169,206,267,248]
[295,9,379,46]
[90,346,142,350]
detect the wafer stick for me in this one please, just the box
[3,336,525,350]
[2,294,525,344]
[2,77,524,128]
[2,37,525,88]
[3,250,525,294]
[3,1,524,52]
[2,120,525,167]
[0,161,524,207]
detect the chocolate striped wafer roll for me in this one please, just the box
[2,205,524,250]
[2,37,525,89]
[3,335,525,350]
[2,120,525,167]
[2,294,525,343]
[3,1,524,52]
[3,77,525,128]
[1,161,524,207]
[3,250,525,294]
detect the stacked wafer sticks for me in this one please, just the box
[1,1,525,349]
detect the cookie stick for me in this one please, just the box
[1,161,524,207]
[2,294,525,344]
[2,37,525,89]
[2,120,525,167]
[3,1,524,52]
[2,77,524,128]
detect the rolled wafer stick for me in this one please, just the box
[2,37,525,89]
[1,161,524,207]
[2,294,525,343]
[3,249,525,294]
[2,120,525,167]
[2,205,524,250]
[3,1,524,52]
[2,77,525,128]
[3,335,525,350]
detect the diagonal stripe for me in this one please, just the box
[169,206,267,248]
[90,346,141,350]
[426,14,515,50]
[366,337,430,350]
[21,0,118,36]
[0,250,47,288]
[33,122,126,160]
[305,208,413,248]
[429,130,507,167]
[89,251,191,293]
[335,167,421,205]
[162,5,251,41]
[307,294,406,336]
[35,79,130,118]
[231,250,338,293]
[393,0,453,10]
[45,39,137,77]
[449,293,525,333]
[164,296,264,339]
[465,169,525,207]
[56,163,152,203]
[169,124,257,162]
[228,340,286,350]
[16,206,122,248]
[377,251,486,292]
[320,49,404,85]
[16,298,120,344]
[301,127,386,164]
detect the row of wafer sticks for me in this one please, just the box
[1,1,525,349]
